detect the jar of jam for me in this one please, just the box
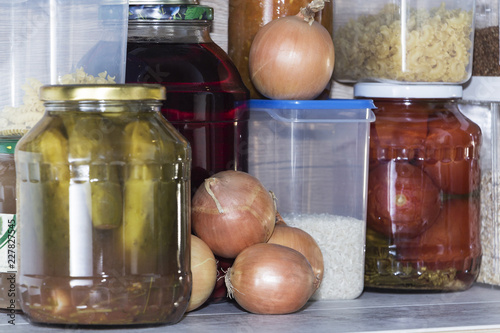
[0,138,19,311]
[126,1,250,195]
[355,83,482,291]
[15,84,192,325]
[228,0,333,99]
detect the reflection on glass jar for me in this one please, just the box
[15,84,191,326]
[356,83,482,291]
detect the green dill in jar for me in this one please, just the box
[15,84,192,326]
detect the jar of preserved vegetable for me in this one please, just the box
[126,1,249,195]
[0,138,19,310]
[15,84,192,326]
[228,0,333,99]
[355,83,482,291]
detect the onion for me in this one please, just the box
[267,224,324,290]
[192,170,276,258]
[276,211,287,226]
[225,243,316,314]
[248,0,335,100]
[187,235,218,312]
[208,256,234,303]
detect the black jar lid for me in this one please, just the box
[128,2,213,21]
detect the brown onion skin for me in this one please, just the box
[249,14,335,100]
[192,170,276,258]
[267,225,324,290]
[226,243,315,315]
[208,256,234,303]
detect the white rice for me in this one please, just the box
[284,213,366,300]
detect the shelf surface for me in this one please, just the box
[2,284,500,332]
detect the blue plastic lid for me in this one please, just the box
[249,99,376,110]
[249,99,376,123]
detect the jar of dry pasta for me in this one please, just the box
[228,0,333,98]
[356,83,482,291]
[333,0,475,84]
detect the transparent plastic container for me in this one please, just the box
[0,0,128,137]
[333,0,476,84]
[15,84,191,326]
[473,0,500,75]
[462,77,500,286]
[248,99,375,300]
[356,83,482,291]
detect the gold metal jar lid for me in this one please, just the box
[39,84,166,101]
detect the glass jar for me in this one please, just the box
[228,0,333,99]
[355,83,482,291]
[461,77,500,286]
[126,1,249,195]
[15,84,192,326]
[0,138,19,311]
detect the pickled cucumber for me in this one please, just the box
[38,127,70,276]
[121,120,161,274]
[64,116,123,229]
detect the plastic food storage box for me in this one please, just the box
[333,0,476,84]
[0,0,128,137]
[461,77,500,287]
[473,0,499,76]
[248,99,376,300]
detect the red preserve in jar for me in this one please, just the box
[126,3,249,195]
[356,83,482,291]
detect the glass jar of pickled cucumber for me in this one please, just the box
[15,84,192,326]
[355,83,482,291]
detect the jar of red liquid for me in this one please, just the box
[126,1,250,195]
[355,83,482,291]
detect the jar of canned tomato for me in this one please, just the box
[355,83,482,291]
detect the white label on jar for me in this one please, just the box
[0,214,16,273]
